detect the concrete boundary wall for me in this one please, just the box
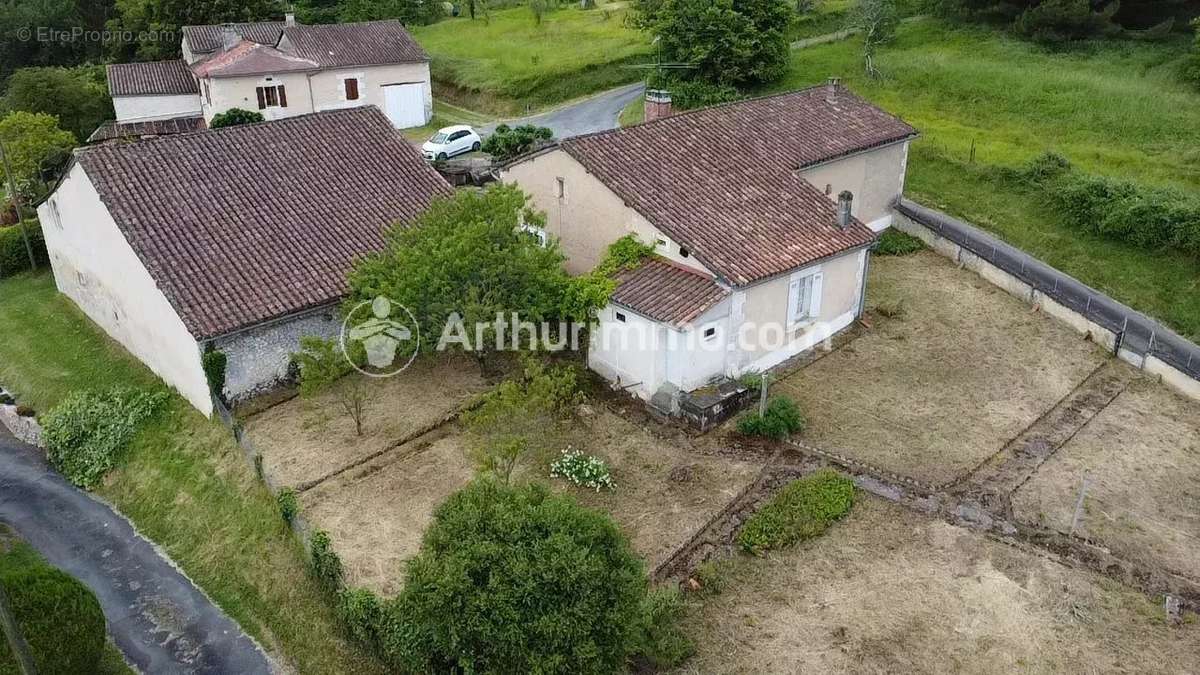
[894,199,1200,402]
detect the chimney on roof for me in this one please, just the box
[285,9,296,26]
[220,23,239,51]
[836,190,853,230]
[825,77,840,104]
[644,89,672,122]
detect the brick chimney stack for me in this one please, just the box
[644,89,673,122]
[825,77,841,104]
[285,10,297,26]
[221,24,239,51]
[836,190,853,229]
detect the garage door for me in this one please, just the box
[382,83,425,129]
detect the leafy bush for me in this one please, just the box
[550,447,616,491]
[4,66,115,142]
[310,530,344,593]
[651,77,744,111]
[481,123,554,161]
[875,228,926,255]
[630,587,694,669]
[277,488,299,523]
[209,108,265,129]
[738,370,764,393]
[40,387,169,488]
[383,481,646,673]
[737,468,855,554]
[1185,18,1200,89]
[0,548,106,674]
[0,222,48,279]
[336,587,387,652]
[737,396,806,440]
[201,349,227,399]
[1014,0,1119,43]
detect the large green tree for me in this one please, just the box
[336,0,445,24]
[0,0,110,87]
[107,0,282,60]
[638,0,791,87]
[3,66,113,141]
[0,111,75,201]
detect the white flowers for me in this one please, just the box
[550,447,615,492]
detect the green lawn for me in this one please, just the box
[0,273,386,675]
[411,2,650,114]
[769,19,1200,339]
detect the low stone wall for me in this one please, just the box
[211,306,341,403]
[894,200,1200,403]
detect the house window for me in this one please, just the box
[555,177,565,199]
[703,326,717,340]
[787,270,824,326]
[615,311,627,323]
[255,84,287,109]
[344,77,360,101]
[679,246,690,258]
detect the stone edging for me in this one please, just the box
[0,387,44,448]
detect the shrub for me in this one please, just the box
[336,587,387,652]
[0,555,106,673]
[209,108,265,129]
[737,468,855,554]
[651,77,745,111]
[738,370,764,393]
[629,587,694,669]
[875,228,926,255]
[201,349,228,400]
[1014,0,1119,43]
[40,387,169,488]
[383,481,646,673]
[737,396,805,440]
[309,530,344,593]
[549,447,616,491]
[0,222,48,279]
[480,124,553,161]
[277,488,299,523]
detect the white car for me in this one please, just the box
[422,125,482,161]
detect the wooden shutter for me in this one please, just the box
[809,272,824,320]
[278,85,288,107]
[256,87,266,109]
[786,278,801,326]
[345,78,359,100]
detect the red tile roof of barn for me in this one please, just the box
[107,60,199,96]
[611,258,729,326]
[560,85,915,286]
[280,21,429,67]
[74,107,452,340]
[183,22,286,54]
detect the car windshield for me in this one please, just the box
[430,132,449,144]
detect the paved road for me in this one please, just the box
[483,81,645,140]
[0,428,272,674]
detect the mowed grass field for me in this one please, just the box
[0,273,386,675]
[770,19,1200,338]
[411,2,650,113]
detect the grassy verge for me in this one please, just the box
[618,96,644,127]
[0,273,385,674]
[769,18,1200,339]
[412,3,649,115]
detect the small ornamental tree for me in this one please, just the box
[292,336,369,436]
[384,480,647,673]
[848,0,899,78]
[209,108,265,129]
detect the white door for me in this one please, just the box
[382,83,425,128]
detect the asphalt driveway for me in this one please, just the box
[0,428,272,674]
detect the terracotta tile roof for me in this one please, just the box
[560,85,915,286]
[280,21,428,67]
[73,107,452,340]
[191,40,318,78]
[87,116,207,143]
[183,22,285,54]
[612,258,729,326]
[107,60,198,96]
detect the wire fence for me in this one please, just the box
[896,199,1200,383]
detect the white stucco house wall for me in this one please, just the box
[501,83,918,406]
[106,60,203,123]
[38,107,451,415]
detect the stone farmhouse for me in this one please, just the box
[95,14,432,142]
[38,107,451,415]
[502,82,917,410]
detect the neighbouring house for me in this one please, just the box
[96,13,432,142]
[501,82,917,412]
[37,107,451,415]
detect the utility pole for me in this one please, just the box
[0,579,37,675]
[0,139,38,272]
[759,373,770,416]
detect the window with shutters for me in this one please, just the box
[786,269,823,328]
[344,77,360,101]
[255,84,287,109]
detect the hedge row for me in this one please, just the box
[0,221,48,278]
[1003,153,1200,257]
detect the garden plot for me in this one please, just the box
[680,496,1200,674]
[298,406,759,596]
[1011,376,1200,581]
[243,356,490,489]
[775,250,1107,486]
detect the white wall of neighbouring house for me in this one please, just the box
[800,140,910,232]
[306,62,432,127]
[36,163,213,415]
[113,94,202,122]
[501,149,713,277]
[201,72,315,123]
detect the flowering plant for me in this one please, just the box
[550,447,615,492]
